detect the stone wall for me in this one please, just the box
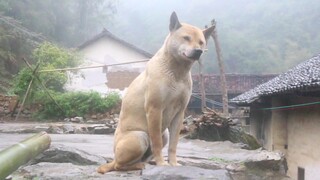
[250,96,320,179]
[0,94,18,117]
[285,96,320,179]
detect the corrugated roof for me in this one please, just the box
[77,29,153,58]
[231,53,320,104]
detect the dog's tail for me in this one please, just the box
[97,160,116,174]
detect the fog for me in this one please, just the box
[1,0,320,74]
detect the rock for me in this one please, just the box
[34,125,49,132]
[62,124,75,134]
[30,144,106,165]
[178,158,223,170]
[64,118,70,122]
[88,125,104,132]
[226,163,246,172]
[244,151,285,171]
[71,117,84,123]
[93,126,115,134]
[74,126,88,134]
[91,115,97,119]
[47,125,64,134]
[13,163,100,180]
[142,166,231,180]
[13,162,142,180]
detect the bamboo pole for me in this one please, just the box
[38,59,150,73]
[210,20,229,115]
[22,58,65,114]
[0,132,51,179]
[14,64,40,121]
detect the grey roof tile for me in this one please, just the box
[231,54,320,104]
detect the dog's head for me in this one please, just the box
[165,12,215,62]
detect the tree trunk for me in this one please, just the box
[211,20,228,115]
[0,132,51,179]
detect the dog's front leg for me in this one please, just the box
[168,110,184,166]
[146,105,168,165]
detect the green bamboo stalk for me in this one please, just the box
[0,132,51,179]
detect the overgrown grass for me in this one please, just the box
[33,91,121,119]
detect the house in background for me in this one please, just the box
[66,28,152,94]
[188,74,276,113]
[231,54,320,179]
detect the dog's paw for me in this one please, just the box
[97,163,113,174]
[97,166,107,174]
[169,162,182,166]
[156,161,170,166]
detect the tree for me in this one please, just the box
[12,42,82,98]
[0,0,117,46]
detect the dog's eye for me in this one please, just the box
[199,41,204,46]
[183,36,191,41]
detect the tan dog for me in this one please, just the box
[98,12,214,173]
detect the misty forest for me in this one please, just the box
[1,0,320,92]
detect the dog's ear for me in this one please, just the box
[203,25,215,41]
[169,11,181,32]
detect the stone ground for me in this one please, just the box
[0,122,292,180]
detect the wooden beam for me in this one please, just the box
[38,59,150,73]
[210,20,229,115]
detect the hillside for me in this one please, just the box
[1,0,320,93]
[108,0,320,73]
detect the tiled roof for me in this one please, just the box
[231,54,320,104]
[192,74,276,95]
[77,29,153,58]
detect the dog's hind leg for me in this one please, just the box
[142,129,169,163]
[97,131,149,173]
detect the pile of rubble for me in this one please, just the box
[182,108,261,150]
[0,117,120,135]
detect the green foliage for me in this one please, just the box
[110,0,320,74]
[34,91,121,119]
[11,42,82,98]
[0,0,117,47]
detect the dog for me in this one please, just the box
[97,12,214,173]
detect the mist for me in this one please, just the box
[1,0,320,76]
[108,0,320,73]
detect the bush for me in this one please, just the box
[11,42,82,98]
[34,91,121,119]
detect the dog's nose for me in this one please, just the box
[190,49,203,60]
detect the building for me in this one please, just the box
[67,29,152,94]
[188,74,276,112]
[231,54,320,179]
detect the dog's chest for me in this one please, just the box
[161,80,191,129]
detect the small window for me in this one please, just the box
[298,167,305,180]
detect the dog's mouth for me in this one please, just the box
[182,49,203,61]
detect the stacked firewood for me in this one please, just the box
[193,107,235,128]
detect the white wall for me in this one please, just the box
[66,36,150,94]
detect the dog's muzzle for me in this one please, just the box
[187,49,203,60]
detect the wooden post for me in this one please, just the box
[22,58,65,115]
[198,60,206,112]
[14,64,40,121]
[210,20,229,115]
